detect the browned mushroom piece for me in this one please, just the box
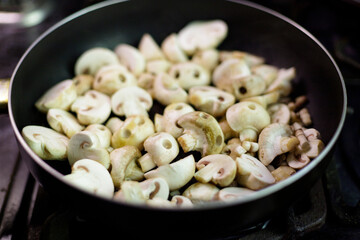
[271,166,296,182]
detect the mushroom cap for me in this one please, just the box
[168,62,210,90]
[71,90,111,125]
[113,181,146,204]
[219,117,239,141]
[47,108,84,138]
[35,79,77,113]
[218,50,265,67]
[161,33,188,63]
[241,91,279,109]
[153,72,188,106]
[191,48,220,72]
[105,117,123,134]
[214,187,255,202]
[144,154,195,191]
[232,75,266,100]
[177,111,224,156]
[73,74,94,96]
[111,86,153,118]
[63,159,114,199]
[188,86,235,117]
[267,103,291,124]
[84,124,112,149]
[194,154,237,187]
[146,59,171,75]
[139,177,170,200]
[171,195,193,208]
[251,64,279,87]
[114,44,146,76]
[138,33,165,61]
[22,125,69,160]
[266,67,296,96]
[182,182,219,203]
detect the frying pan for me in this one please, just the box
[8,0,346,238]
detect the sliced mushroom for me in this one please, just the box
[138,33,165,61]
[188,86,235,117]
[146,59,171,75]
[74,47,119,76]
[113,181,146,204]
[68,130,110,169]
[22,125,69,160]
[177,111,224,156]
[267,103,291,124]
[241,92,280,109]
[218,50,265,67]
[111,115,154,150]
[137,72,156,98]
[93,64,137,95]
[144,155,195,191]
[219,117,239,141]
[84,124,112,149]
[258,123,299,166]
[111,86,153,118]
[236,154,275,190]
[63,159,114,199]
[221,138,246,160]
[232,75,267,100]
[154,102,195,138]
[226,101,270,142]
[105,117,123,134]
[251,64,279,87]
[110,146,143,188]
[182,183,219,203]
[73,74,94,95]
[47,108,84,138]
[161,33,188,63]
[168,62,210,90]
[266,67,296,97]
[153,72,188,106]
[191,48,220,72]
[71,90,111,125]
[194,154,237,187]
[214,187,255,202]
[178,20,228,56]
[35,79,77,113]
[286,151,310,169]
[171,195,193,207]
[271,166,296,182]
[114,44,146,76]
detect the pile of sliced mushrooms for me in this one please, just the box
[22,20,324,208]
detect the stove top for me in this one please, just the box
[1,0,360,239]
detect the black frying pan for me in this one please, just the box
[8,0,346,238]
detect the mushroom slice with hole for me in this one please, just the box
[258,123,300,166]
[221,138,246,160]
[144,155,195,191]
[105,117,123,134]
[194,154,237,187]
[74,47,119,76]
[68,130,110,169]
[35,79,77,113]
[111,115,154,150]
[85,124,112,149]
[137,132,179,172]
[93,64,137,95]
[218,50,265,67]
[153,72,188,106]
[22,125,69,160]
[191,48,219,72]
[139,177,169,200]
[138,33,165,61]
[47,108,84,138]
[188,86,235,117]
[71,90,111,125]
[114,44,146,76]
[161,33,188,63]
[111,86,153,118]
[73,74,94,95]
[251,64,279,87]
[171,195,193,208]
[232,75,267,100]
[178,20,228,56]
[182,182,219,203]
[236,154,275,190]
[146,59,171,75]
[168,62,210,90]
[226,101,270,142]
[63,159,114,199]
[266,67,296,97]
[154,102,195,138]
[267,103,291,124]
[177,111,224,156]
[271,166,296,182]
[110,146,143,189]
[214,187,255,202]
[241,92,280,109]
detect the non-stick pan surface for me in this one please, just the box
[9,0,346,238]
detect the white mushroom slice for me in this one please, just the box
[222,138,246,160]
[85,124,112,149]
[195,154,237,187]
[113,181,146,204]
[146,59,171,75]
[251,64,279,87]
[219,50,265,67]
[305,139,324,158]
[68,130,110,169]
[139,177,169,200]
[232,75,266,100]
[286,151,310,169]
[138,33,165,61]
[111,86,153,118]
[71,90,111,125]
[241,92,280,109]
[93,64,137,95]
[258,123,300,166]
[168,62,210,90]
[267,103,291,124]
[105,117,123,134]
[177,111,224,156]
[226,101,270,142]
[35,80,77,113]
[63,159,114,199]
[219,117,239,141]
[137,73,156,98]
[182,183,219,203]
[161,33,188,63]
[214,187,255,202]
[110,146,143,188]
[266,67,296,96]
[144,155,195,191]
[73,74,94,95]
[171,195,193,207]
[146,198,175,208]
[22,125,69,160]
[188,86,235,117]
[271,166,296,182]
[47,108,84,138]
[236,154,275,190]
[138,132,179,172]
[154,102,195,138]
[212,58,251,93]
[111,115,154,150]
[153,72,188,106]
[74,47,119,76]
[114,44,146,76]
[178,20,228,55]
[191,48,219,72]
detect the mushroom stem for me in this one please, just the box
[177,133,197,152]
[280,136,299,152]
[293,122,310,152]
[138,153,157,172]
[239,128,258,142]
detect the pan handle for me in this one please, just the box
[0,79,10,110]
